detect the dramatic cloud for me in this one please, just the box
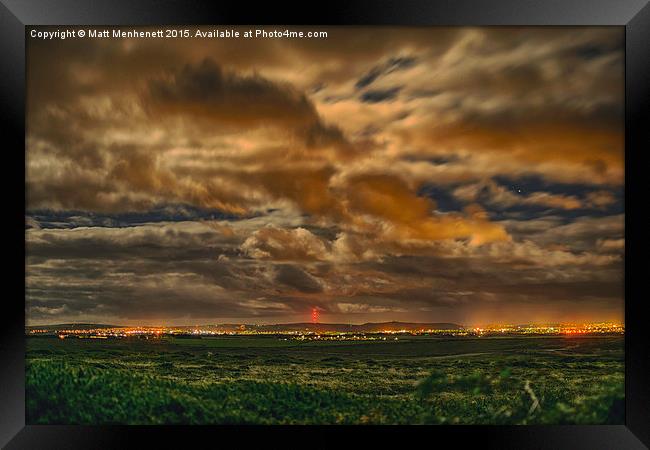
[453,180,585,210]
[25,26,624,325]
[149,58,320,131]
[241,226,330,261]
[355,56,417,89]
[360,87,402,103]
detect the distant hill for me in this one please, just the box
[27,323,120,330]
[251,321,463,333]
[27,321,464,333]
[359,321,463,332]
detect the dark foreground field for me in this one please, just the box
[26,335,624,425]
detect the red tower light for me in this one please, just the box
[311,308,319,324]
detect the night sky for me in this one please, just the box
[26,27,624,326]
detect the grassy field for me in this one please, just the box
[26,335,624,425]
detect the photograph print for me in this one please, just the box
[25,26,625,425]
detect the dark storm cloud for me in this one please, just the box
[25,215,623,324]
[575,44,610,60]
[149,58,318,129]
[26,230,290,322]
[27,204,243,229]
[27,56,356,213]
[413,104,623,183]
[274,264,324,293]
[358,252,622,308]
[355,56,417,89]
[524,214,624,251]
[301,121,353,151]
[26,223,241,263]
[26,283,286,321]
[360,87,402,103]
[148,58,357,159]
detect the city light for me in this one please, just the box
[27,322,624,340]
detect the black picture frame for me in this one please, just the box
[1,1,648,448]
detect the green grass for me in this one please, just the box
[26,335,624,425]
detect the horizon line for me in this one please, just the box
[26,319,625,328]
